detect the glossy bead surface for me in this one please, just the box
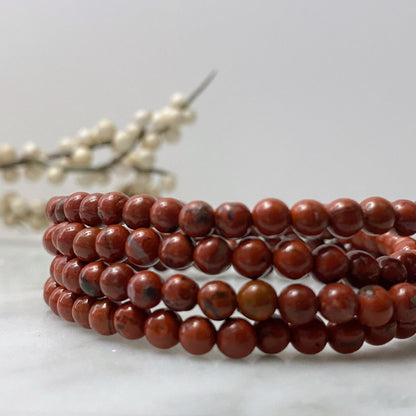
[388,283,416,323]
[144,309,182,349]
[252,198,291,236]
[215,202,252,238]
[88,300,117,335]
[159,232,194,269]
[364,319,397,345]
[193,237,232,274]
[232,238,272,279]
[72,296,95,329]
[73,227,100,262]
[63,192,88,223]
[392,199,416,236]
[346,250,380,288]
[357,285,394,327]
[178,200,215,237]
[57,290,79,322]
[127,270,163,309]
[100,263,134,301]
[290,199,328,236]
[162,274,199,311]
[237,280,278,321]
[113,303,148,339]
[217,318,256,359]
[377,256,407,289]
[179,316,216,355]
[391,249,416,282]
[122,194,156,229]
[79,261,105,297]
[45,196,63,224]
[54,197,67,223]
[313,244,348,283]
[62,258,85,294]
[326,198,363,237]
[327,319,364,354]
[198,280,237,320]
[150,197,184,233]
[43,225,59,255]
[291,317,328,354]
[55,222,85,257]
[48,286,66,315]
[43,277,59,305]
[97,192,128,225]
[79,193,103,227]
[51,255,69,286]
[125,228,160,267]
[273,240,313,279]
[360,197,395,235]
[395,321,416,339]
[254,316,290,354]
[95,225,130,262]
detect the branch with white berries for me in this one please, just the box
[0,71,216,230]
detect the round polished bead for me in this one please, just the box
[346,250,380,288]
[392,199,416,236]
[232,238,272,279]
[237,280,278,321]
[95,225,130,262]
[127,270,163,309]
[360,197,395,235]
[100,263,134,301]
[388,283,416,323]
[392,237,416,253]
[217,318,256,359]
[159,232,194,269]
[254,316,290,354]
[252,198,291,236]
[79,261,105,297]
[43,225,59,255]
[62,258,85,294]
[79,193,103,227]
[291,317,328,354]
[215,202,252,238]
[43,277,59,305]
[113,303,149,339]
[193,237,233,274]
[55,222,85,257]
[150,197,184,233]
[278,284,318,325]
[313,244,348,283]
[377,256,407,289]
[198,280,237,320]
[357,285,394,327]
[97,192,128,225]
[318,283,358,324]
[391,250,416,282]
[327,319,365,354]
[144,309,182,349]
[395,321,416,339]
[326,198,363,237]
[63,192,88,223]
[122,194,156,229]
[290,199,328,236]
[179,316,216,355]
[73,227,100,262]
[54,197,67,223]
[178,200,215,237]
[51,255,69,286]
[125,228,160,267]
[51,222,68,252]
[273,240,314,279]
[45,196,64,224]
[57,290,79,322]
[364,319,397,345]
[88,300,117,335]
[72,296,95,329]
[162,274,199,311]
[48,287,66,315]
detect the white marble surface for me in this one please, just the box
[1,236,416,416]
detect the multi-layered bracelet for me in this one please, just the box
[42,192,416,358]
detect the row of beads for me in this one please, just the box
[48,253,416,328]
[45,193,416,238]
[44,278,416,358]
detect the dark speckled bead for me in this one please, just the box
[72,295,95,329]
[215,202,252,238]
[88,300,117,335]
[43,277,59,305]
[63,192,89,223]
[364,319,397,345]
[62,258,85,294]
[150,197,184,233]
[291,317,328,354]
[48,287,66,315]
[193,237,233,274]
[73,227,100,262]
[100,263,134,302]
[360,197,395,235]
[388,283,416,323]
[127,270,163,309]
[198,280,237,320]
[326,198,364,237]
[54,196,67,223]
[113,302,149,339]
[159,232,194,269]
[162,274,199,311]
[327,319,365,354]
[45,196,64,224]
[346,250,380,288]
[79,193,103,227]
[357,285,394,327]
[43,225,59,255]
[254,316,290,354]
[95,225,130,262]
[252,198,291,236]
[97,192,128,225]
[144,309,182,349]
[55,222,85,257]
[122,194,156,229]
[179,200,215,237]
[57,290,79,322]
[79,261,105,297]
[125,228,160,267]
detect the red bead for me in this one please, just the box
[326,198,363,237]
[45,196,64,224]
[51,255,69,286]
[290,199,328,236]
[396,321,416,339]
[62,258,85,294]
[72,296,95,328]
[144,309,182,349]
[392,199,416,236]
[254,316,290,354]
[198,280,237,320]
[364,319,397,345]
[327,319,364,354]
[63,192,88,223]
[48,287,66,315]
[43,277,59,305]
[252,198,291,236]
[178,200,215,237]
[97,192,128,225]
[232,238,272,279]
[162,274,199,311]
[73,227,100,262]
[377,256,407,289]
[54,197,67,223]
[159,232,194,269]
[79,261,105,297]
[388,283,416,323]
[127,270,163,309]
[89,300,117,335]
[100,263,134,302]
[215,202,252,238]
[150,197,184,233]
[51,222,68,252]
[313,244,348,283]
[273,240,313,279]
[318,283,358,324]
[124,228,160,267]
[43,225,59,255]
[122,194,156,229]
[193,237,233,274]
[113,303,149,339]
[55,222,85,257]
[392,237,416,253]
[95,225,130,262]
[57,290,79,322]
[237,280,278,321]
[392,249,416,283]
[278,284,318,325]
[357,285,394,327]
[291,317,328,354]
[79,193,103,227]
[179,316,216,355]
[346,250,380,288]
[360,197,395,235]
[217,318,256,359]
